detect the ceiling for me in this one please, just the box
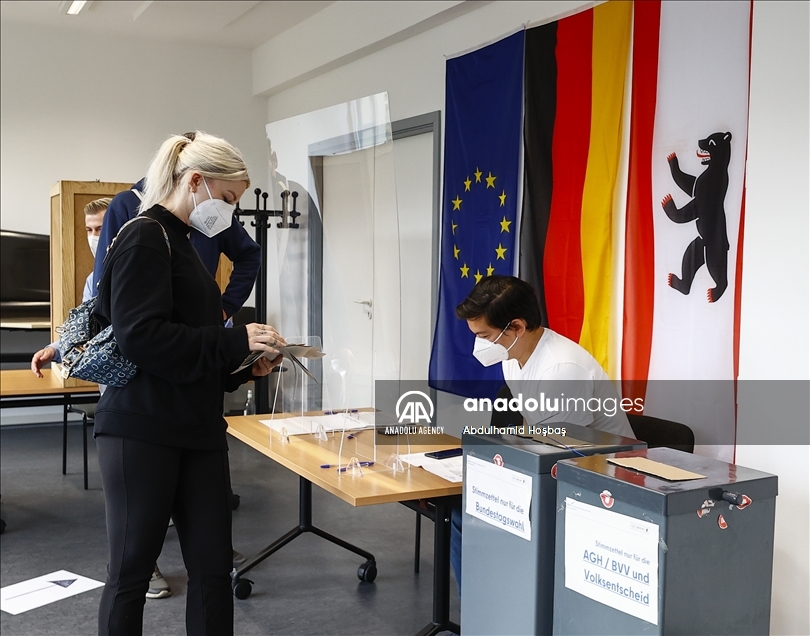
[0,1,335,49]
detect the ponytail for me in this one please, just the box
[139,131,249,213]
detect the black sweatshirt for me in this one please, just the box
[93,205,252,450]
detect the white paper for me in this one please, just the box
[396,452,463,482]
[1,570,104,615]
[564,498,660,625]
[398,452,428,467]
[258,413,373,436]
[465,455,532,541]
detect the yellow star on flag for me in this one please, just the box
[486,263,495,276]
[474,269,483,284]
[474,167,482,183]
[499,190,507,206]
[451,222,458,235]
[500,216,511,233]
[453,245,460,260]
[463,177,472,191]
[486,172,496,188]
[460,263,470,278]
[495,243,507,260]
[452,196,462,211]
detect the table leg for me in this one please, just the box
[232,476,377,598]
[415,495,461,636]
[62,400,68,475]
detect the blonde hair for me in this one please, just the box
[84,197,112,216]
[139,131,250,212]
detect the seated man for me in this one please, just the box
[449,275,634,593]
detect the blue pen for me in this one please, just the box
[335,462,374,472]
[321,462,374,469]
[346,430,364,440]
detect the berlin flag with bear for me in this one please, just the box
[622,0,752,460]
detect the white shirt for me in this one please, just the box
[502,328,633,437]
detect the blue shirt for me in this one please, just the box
[92,179,261,318]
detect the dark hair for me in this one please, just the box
[456,276,542,330]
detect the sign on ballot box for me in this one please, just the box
[465,455,532,541]
[564,498,660,624]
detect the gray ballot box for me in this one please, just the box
[461,424,644,636]
[552,448,778,635]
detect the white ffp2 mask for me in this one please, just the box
[472,324,519,367]
[189,178,233,238]
[88,235,99,258]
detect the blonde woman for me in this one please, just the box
[93,131,284,636]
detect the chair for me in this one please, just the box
[627,413,695,453]
[65,403,97,490]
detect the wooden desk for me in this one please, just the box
[1,369,100,478]
[0,369,98,399]
[227,414,462,636]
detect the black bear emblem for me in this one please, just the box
[662,131,732,303]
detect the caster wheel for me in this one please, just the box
[232,578,253,599]
[230,493,241,511]
[357,561,377,583]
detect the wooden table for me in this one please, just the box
[0,369,100,483]
[227,414,462,636]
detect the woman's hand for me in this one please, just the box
[31,346,57,378]
[251,354,283,377]
[245,323,287,357]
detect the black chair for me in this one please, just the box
[627,413,695,453]
[65,404,96,490]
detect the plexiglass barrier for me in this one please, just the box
[259,93,405,472]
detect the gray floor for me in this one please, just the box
[0,422,460,635]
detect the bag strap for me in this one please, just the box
[104,215,171,263]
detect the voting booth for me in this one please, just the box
[553,447,777,635]
[460,425,645,636]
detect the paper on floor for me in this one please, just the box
[1,570,103,615]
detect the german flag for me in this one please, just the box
[519,1,632,374]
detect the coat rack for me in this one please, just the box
[235,187,300,414]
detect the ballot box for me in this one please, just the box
[552,447,778,635]
[460,424,644,636]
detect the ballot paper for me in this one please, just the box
[398,452,464,483]
[232,343,325,376]
[258,413,375,437]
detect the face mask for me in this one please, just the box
[472,324,519,367]
[88,235,99,258]
[189,178,233,238]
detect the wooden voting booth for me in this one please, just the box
[49,180,234,387]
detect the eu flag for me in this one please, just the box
[429,31,525,397]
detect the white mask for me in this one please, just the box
[189,177,233,238]
[88,235,99,258]
[472,324,519,367]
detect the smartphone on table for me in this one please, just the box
[424,447,463,460]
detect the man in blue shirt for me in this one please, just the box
[93,178,261,321]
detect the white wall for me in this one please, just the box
[259,2,810,633]
[736,2,809,635]
[0,22,268,236]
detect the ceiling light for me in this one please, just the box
[63,1,93,16]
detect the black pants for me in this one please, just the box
[96,435,234,636]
